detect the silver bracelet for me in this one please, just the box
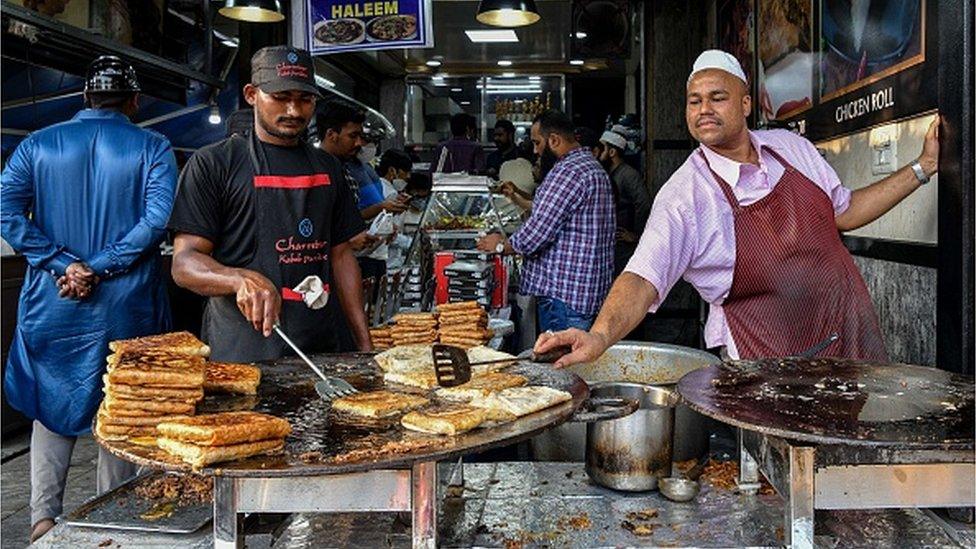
[910,160,930,185]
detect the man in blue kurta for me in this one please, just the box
[0,56,177,542]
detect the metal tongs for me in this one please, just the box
[431,345,572,387]
[273,324,358,401]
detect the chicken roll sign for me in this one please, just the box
[307,0,433,54]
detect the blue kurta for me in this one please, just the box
[1,109,177,436]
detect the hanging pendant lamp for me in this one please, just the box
[219,0,285,23]
[476,0,541,28]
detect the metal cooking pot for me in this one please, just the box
[585,382,678,491]
[531,341,719,462]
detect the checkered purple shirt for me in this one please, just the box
[510,147,616,315]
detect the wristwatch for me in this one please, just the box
[910,160,930,185]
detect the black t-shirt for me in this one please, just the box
[168,135,365,267]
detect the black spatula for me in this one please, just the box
[431,345,572,387]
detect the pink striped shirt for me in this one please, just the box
[624,129,852,357]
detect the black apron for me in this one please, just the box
[203,133,340,362]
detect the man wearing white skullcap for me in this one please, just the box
[536,48,942,368]
[598,129,650,275]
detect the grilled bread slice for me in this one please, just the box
[103,394,197,415]
[96,403,190,426]
[331,390,429,418]
[107,368,206,389]
[382,368,441,390]
[156,412,291,446]
[401,406,488,435]
[434,372,528,402]
[471,386,572,418]
[204,363,261,395]
[95,422,158,441]
[157,437,284,468]
[109,331,210,357]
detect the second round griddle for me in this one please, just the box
[676,357,974,449]
[96,352,588,476]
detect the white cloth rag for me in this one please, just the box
[293,275,329,310]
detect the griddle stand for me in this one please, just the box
[736,429,975,548]
[213,461,438,549]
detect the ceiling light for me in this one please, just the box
[569,59,585,66]
[465,29,519,43]
[451,87,463,92]
[221,39,239,48]
[208,104,221,125]
[426,59,442,67]
[497,60,513,67]
[528,76,541,81]
[575,31,587,39]
[476,0,541,28]
[218,0,284,23]
[501,72,517,78]
[461,101,472,105]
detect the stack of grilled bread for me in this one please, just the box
[204,362,261,395]
[369,326,394,350]
[96,332,210,442]
[155,411,291,468]
[390,312,439,346]
[436,301,492,348]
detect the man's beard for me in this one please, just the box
[539,144,558,179]
[257,112,307,141]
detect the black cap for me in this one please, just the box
[251,46,321,97]
[85,55,140,94]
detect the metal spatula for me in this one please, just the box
[431,345,572,387]
[273,324,357,400]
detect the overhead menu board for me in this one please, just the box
[306,0,433,54]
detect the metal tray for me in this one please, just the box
[95,353,589,477]
[62,471,211,534]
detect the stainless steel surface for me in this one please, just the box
[658,477,700,502]
[679,358,975,448]
[411,462,437,549]
[61,471,211,534]
[235,472,412,513]
[213,476,240,549]
[273,325,358,400]
[740,428,975,549]
[815,463,976,509]
[532,341,717,462]
[568,396,640,423]
[95,354,589,476]
[34,463,974,548]
[584,382,677,492]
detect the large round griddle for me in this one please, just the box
[96,353,588,476]
[677,357,974,449]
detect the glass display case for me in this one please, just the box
[398,174,513,312]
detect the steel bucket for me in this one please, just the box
[530,341,719,462]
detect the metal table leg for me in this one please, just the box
[737,428,761,494]
[213,476,242,549]
[785,445,815,548]
[412,461,438,549]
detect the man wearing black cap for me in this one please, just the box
[169,46,372,362]
[1,55,178,541]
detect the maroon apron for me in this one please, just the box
[701,147,888,361]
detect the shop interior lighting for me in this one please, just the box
[569,59,585,66]
[575,31,587,39]
[218,0,284,23]
[314,75,336,88]
[465,29,519,43]
[497,60,513,66]
[426,59,442,67]
[476,0,541,27]
[528,75,541,81]
[221,39,239,48]
[501,72,516,77]
[461,100,472,105]
[451,87,463,92]
[208,104,221,125]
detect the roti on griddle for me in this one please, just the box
[383,368,441,390]
[103,375,204,401]
[157,437,284,468]
[103,394,197,415]
[204,362,261,395]
[96,404,190,426]
[471,386,572,417]
[95,422,158,440]
[435,372,528,402]
[109,331,210,357]
[107,368,206,388]
[401,406,487,435]
[331,390,429,418]
[156,412,291,446]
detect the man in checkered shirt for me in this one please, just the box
[478,110,615,331]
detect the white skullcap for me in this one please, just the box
[599,130,627,150]
[688,49,747,85]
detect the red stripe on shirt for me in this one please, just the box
[254,174,331,189]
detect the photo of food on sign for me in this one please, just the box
[757,0,814,123]
[309,0,428,53]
